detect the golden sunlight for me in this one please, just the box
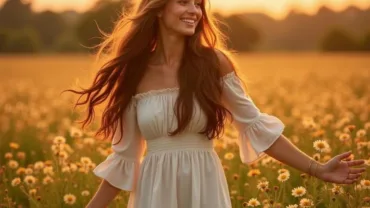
[0,0,369,19]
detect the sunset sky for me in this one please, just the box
[1,0,369,19]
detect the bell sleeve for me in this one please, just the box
[93,99,146,191]
[221,71,285,164]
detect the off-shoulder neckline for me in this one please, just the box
[132,71,236,100]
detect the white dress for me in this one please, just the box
[93,71,285,208]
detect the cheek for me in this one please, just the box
[198,11,203,20]
[163,15,179,28]
[197,7,203,14]
[196,11,203,25]
[163,8,183,25]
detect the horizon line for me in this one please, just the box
[0,1,369,20]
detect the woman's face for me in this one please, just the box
[158,0,203,36]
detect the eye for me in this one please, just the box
[178,0,188,5]
[195,1,202,7]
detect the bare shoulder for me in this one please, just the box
[214,49,236,77]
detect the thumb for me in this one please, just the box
[337,151,352,160]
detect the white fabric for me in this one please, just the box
[220,72,285,164]
[93,71,285,208]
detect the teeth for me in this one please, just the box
[181,19,195,24]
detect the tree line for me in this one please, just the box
[0,0,369,53]
[0,0,261,53]
[321,29,370,51]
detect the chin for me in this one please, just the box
[177,28,196,36]
[183,31,196,36]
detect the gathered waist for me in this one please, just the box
[145,133,214,155]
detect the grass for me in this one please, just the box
[0,53,369,208]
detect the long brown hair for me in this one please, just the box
[63,0,240,144]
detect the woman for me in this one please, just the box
[67,0,366,207]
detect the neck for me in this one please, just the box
[150,30,185,67]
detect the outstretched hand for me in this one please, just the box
[316,151,366,184]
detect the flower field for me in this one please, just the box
[0,54,369,208]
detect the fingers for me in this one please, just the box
[342,169,366,184]
[347,173,362,180]
[338,151,352,160]
[347,159,365,167]
[349,167,366,174]
[342,179,357,184]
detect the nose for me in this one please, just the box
[187,3,198,14]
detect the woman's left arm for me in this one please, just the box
[264,134,366,184]
[215,49,367,185]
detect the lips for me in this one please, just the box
[180,18,197,25]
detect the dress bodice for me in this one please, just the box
[132,88,208,141]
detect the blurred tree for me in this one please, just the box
[360,31,370,51]
[0,0,32,29]
[54,31,85,53]
[3,28,42,53]
[32,11,66,48]
[0,29,11,52]
[76,0,132,50]
[321,28,359,51]
[214,13,261,52]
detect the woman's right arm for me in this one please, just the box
[86,180,121,208]
[87,100,146,207]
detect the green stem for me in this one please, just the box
[6,194,11,208]
[277,182,284,202]
[19,187,40,208]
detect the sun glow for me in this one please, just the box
[0,0,369,19]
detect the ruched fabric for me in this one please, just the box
[93,71,285,208]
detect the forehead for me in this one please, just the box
[168,0,203,3]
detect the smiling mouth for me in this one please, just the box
[180,18,196,25]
